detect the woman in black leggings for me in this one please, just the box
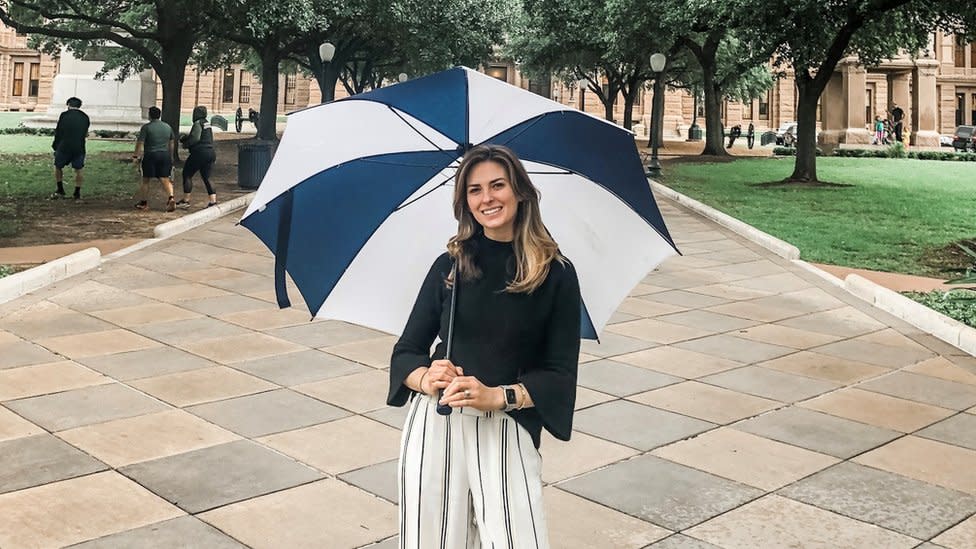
[177,105,217,208]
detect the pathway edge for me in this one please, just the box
[0,247,100,305]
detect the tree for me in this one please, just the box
[738,0,976,182]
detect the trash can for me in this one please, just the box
[687,124,702,141]
[238,140,276,189]
[761,131,777,146]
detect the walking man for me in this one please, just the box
[891,103,905,142]
[133,106,177,211]
[51,97,90,200]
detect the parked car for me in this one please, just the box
[775,122,797,145]
[940,134,954,147]
[952,125,976,152]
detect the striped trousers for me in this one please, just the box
[398,394,549,549]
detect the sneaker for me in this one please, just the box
[49,191,66,200]
[135,201,149,210]
[205,201,218,209]
[166,197,176,212]
[175,199,190,209]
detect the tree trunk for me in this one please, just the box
[256,46,281,141]
[622,92,635,130]
[700,55,727,156]
[157,62,187,162]
[603,95,616,123]
[789,77,824,182]
[307,47,342,103]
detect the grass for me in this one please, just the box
[663,157,976,277]
[0,150,136,199]
[0,112,30,129]
[0,134,131,155]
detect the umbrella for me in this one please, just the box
[240,66,678,340]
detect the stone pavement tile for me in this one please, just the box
[641,290,732,309]
[258,415,397,475]
[232,349,371,386]
[0,330,18,345]
[700,366,838,402]
[615,297,688,318]
[48,280,156,312]
[703,300,801,323]
[96,264,188,291]
[779,461,976,540]
[68,515,247,548]
[702,248,763,264]
[575,386,616,410]
[0,406,43,442]
[684,494,919,549]
[857,371,976,410]
[734,324,844,350]
[933,514,976,549]
[735,406,900,459]
[130,316,251,345]
[200,479,397,549]
[211,253,274,276]
[163,240,239,262]
[729,272,810,293]
[558,454,762,531]
[573,400,714,451]
[134,283,233,302]
[0,339,77,369]
[217,307,313,331]
[675,335,795,365]
[58,409,240,468]
[365,406,409,429]
[268,320,388,348]
[187,389,348,438]
[359,537,399,549]
[812,338,936,368]
[6,383,170,431]
[917,413,976,451]
[708,259,786,277]
[544,487,669,548]
[656,310,760,332]
[645,534,722,548]
[295,370,390,413]
[604,318,710,345]
[131,366,277,407]
[616,346,744,379]
[608,311,641,324]
[206,273,277,294]
[129,251,209,272]
[628,282,670,296]
[539,430,639,484]
[120,439,323,513]
[577,359,682,397]
[171,266,253,284]
[36,329,161,359]
[179,294,273,316]
[183,333,306,364]
[628,381,780,425]
[643,273,720,291]
[859,327,940,353]
[906,356,976,386]
[776,307,887,337]
[686,283,774,301]
[0,471,183,549]
[0,301,116,339]
[757,351,889,384]
[339,459,397,503]
[0,360,109,401]
[856,436,976,494]
[90,303,201,326]
[0,433,107,494]
[652,427,838,491]
[579,351,600,363]
[322,336,398,368]
[800,388,954,433]
[78,347,218,381]
[656,255,725,271]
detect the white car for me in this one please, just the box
[775,122,797,145]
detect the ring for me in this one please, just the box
[464,389,471,399]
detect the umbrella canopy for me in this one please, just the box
[240,66,678,340]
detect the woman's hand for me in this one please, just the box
[422,359,461,395]
[440,368,505,412]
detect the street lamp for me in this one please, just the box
[319,42,335,103]
[646,53,667,179]
[398,72,408,83]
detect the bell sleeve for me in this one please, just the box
[519,261,581,441]
[387,254,451,407]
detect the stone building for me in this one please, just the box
[0,23,56,112]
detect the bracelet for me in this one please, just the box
[517,383,528,410]
[418,369,430,395]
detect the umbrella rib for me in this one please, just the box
[385,105,461,162]
[393,173,456,212]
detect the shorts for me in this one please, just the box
[141,150,173,179]
[54,150,85,170]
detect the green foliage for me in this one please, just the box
[0,265,14,278]
[833,149,976,161]
[663,157,976,276]
[946,244,976,285]
[904,290,976,328]
[0,126,55,136]
[774,146,821,156]
[886,141,908,158]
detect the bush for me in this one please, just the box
[773,146,822,156]
[0,126,55,136]
[904,290,976,329]
[93,129,137,139]
[886,141,908,158]
[833,148,976,161]
[0,265,13,279]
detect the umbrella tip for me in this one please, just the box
[455,142,474,156]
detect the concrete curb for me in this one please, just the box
[0,247,101,305]
[153,193,254,239]
[650,180,800,260]
[790,259,845,288]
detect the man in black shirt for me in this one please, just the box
[51,97,90,200]
[891,103,905,142]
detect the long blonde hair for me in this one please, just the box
[446,144,562,294]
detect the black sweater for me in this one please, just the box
[388,234,582,448]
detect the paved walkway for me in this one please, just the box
[2,197,976,549]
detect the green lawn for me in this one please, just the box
[0,112,30,129]
[0,134,132,155]
[663,157,976,277]
[0,150,134,198]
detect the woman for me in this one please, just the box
[388,144,581,549]
[176,105,217,209]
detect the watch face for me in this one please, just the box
[504,387,517,405]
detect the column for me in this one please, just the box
[911,59,940,147]
[820,59,872,146]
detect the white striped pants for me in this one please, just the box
[398,394,549,549]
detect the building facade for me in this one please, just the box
[0,24,57,111]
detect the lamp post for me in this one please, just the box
[398,72,408,83]
[318,42,336,103]
[646,53,666,179]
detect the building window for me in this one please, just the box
[972,43,976,68]
[742,100,753,120]
[284,74,296,105]
[239,85,250,104]
[222,68,235,103]
[485,66,508,81]
[865,87,873,125]
[955,36,966,67]
[11,63,24,96]
[28,63,40,97]
[759,93,770,120]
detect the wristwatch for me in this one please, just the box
[500,385,518,412]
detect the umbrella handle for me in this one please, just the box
[436,261,458,416]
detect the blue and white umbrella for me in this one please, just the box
[240,66,678,339]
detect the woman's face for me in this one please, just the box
[465,160,518,242]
